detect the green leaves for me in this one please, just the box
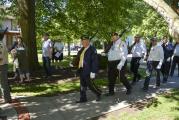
[35,0,142,42]
[132,6,169,38]
[3,0,171,43]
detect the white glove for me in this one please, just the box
[90,72,95,79]
[117,64,123,70]
[156,64,161,69]
[69,62,74,67]
[101,52,106,56]
[172,56,174,60]
[139,59,144,64]
[167,57,170,62]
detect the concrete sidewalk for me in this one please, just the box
[1,75,179,120]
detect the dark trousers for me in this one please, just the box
[42,57,51,76]
[143,61,161,89]
[0,64,11,102]
[130,57,141,82]
[170,56,179,76]
[79,69,101,101]
[108,60,131,94]
[161,60,171,82]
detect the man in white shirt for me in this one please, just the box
[106,32,132,96]
[130,35,146,85]
[143,37,164,91]
[170,41,179,77]
[52,40,64,69]
[42,33,52,78]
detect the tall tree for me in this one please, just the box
[144,0,179,41]
[17,0,39,71]
[132,8,169,38]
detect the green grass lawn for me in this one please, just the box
[101,89,179,120]
[9,52,146,97]
[10,69,145,97]
[11,78,107,97]
[11,80,80,96]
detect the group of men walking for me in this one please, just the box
[73,32,179,103]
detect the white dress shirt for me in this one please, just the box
[42,39,52,57]
[131,42,146,57]
[148,44,164,68]
[173,44,179,56]
[108,39,128,67]
[54,42,64,52]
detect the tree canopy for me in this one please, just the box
[0,0,178,69]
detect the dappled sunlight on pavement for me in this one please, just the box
[10,75,179,120]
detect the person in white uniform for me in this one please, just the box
[130,34,146,85]
[143,37,164,91]
[105,32,132,96]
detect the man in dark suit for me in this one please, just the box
[72,35,101,103]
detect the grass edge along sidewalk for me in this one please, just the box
[10,69,146,97]
[92,88,179,120]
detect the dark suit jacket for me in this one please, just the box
[72,45,98,76]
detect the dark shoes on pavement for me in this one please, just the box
[105,89,132,96]
[126,89,132,95]
[76,94,101,103]
[142,87,148,92]
[76,99,87,103]
[137,75,141,81]
[96,94,101,101]
[131,75,141,85]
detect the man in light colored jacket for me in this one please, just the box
[143,37,164,91]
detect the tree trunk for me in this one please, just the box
[144,0,179,41]
[17,0,39,71]
[67,41,71,56]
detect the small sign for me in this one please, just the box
[55,52,62,58]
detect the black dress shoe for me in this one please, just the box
[96,94,101,101]
[126,89,132,95]
[142,87,148,92]
[137,75,141,81]
[105,92,114,96]
[76,100,87,103]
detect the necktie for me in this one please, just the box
[78,48,87,68]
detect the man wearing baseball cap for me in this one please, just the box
[105,32,132,96]
[73,35,101,103]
